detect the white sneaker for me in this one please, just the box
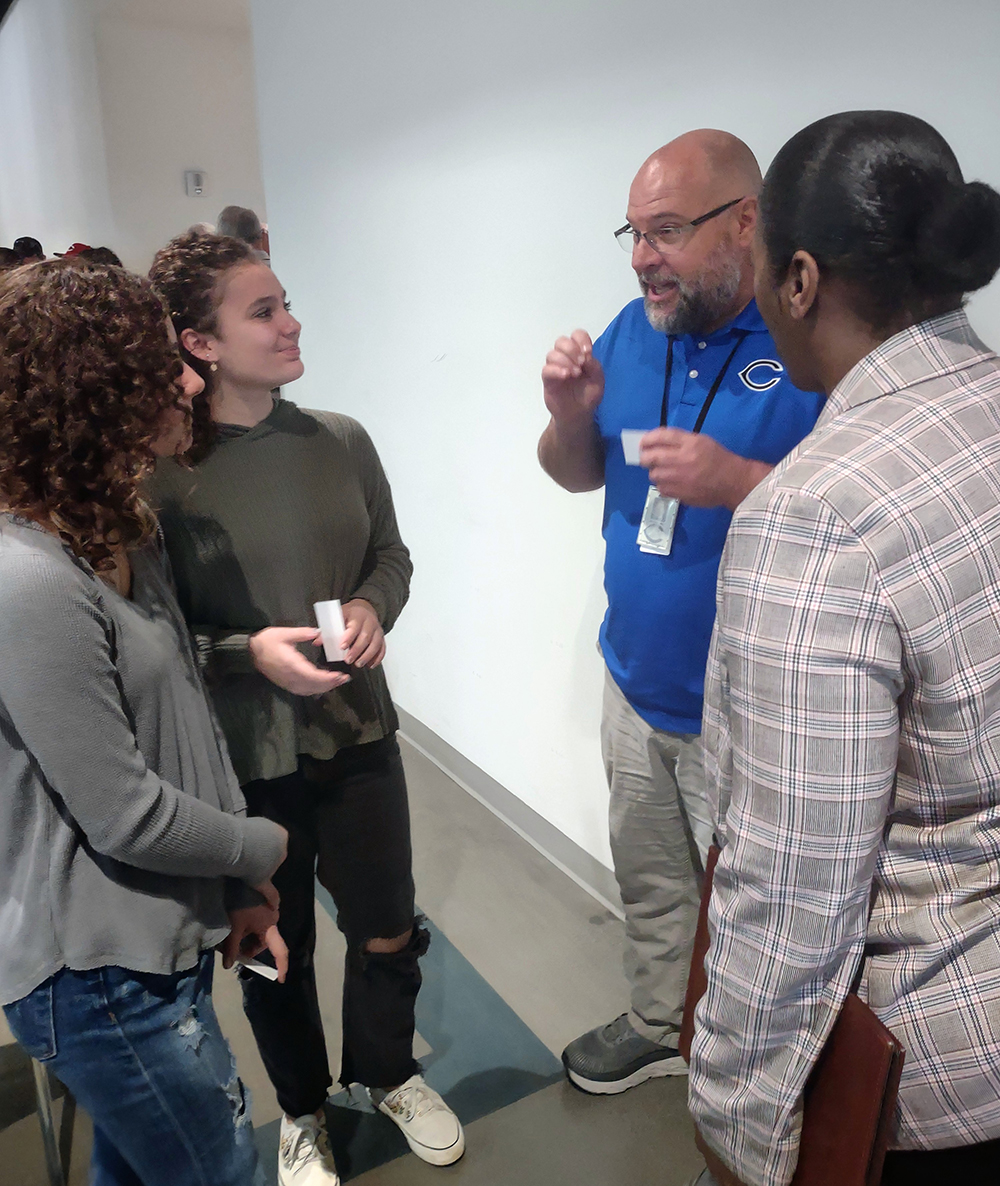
[278,1113,341,1185]
[370,1074,465,1166]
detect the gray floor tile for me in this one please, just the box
[351,1077,702,1186]
[403,739,630,1058]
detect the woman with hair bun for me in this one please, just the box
[688,111,1000,1186]
[0,259,288,1186]
[148,231,464,1185]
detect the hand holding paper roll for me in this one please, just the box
[342,599,386,668]
[316,598,386,669]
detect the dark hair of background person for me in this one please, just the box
[216,205,263,246]
[0,260,184,570]
[760,110,1000,331]
[149,228,257,460]
[12,236,44,261]
[77,246,124,267]
[0,247,20,270]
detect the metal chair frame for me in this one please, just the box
[30,1059,75,1186]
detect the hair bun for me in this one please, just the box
[916,179,1000,294]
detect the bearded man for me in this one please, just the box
[538,130,824,1096]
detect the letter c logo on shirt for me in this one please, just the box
[739,358,784,391]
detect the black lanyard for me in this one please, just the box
[659,329,750,433]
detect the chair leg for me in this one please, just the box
[31,1059,67,1186]
[58,1090,76,1181]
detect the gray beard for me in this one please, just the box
[641,250,744,336]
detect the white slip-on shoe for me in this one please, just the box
[370,1074,465,1166]
[278,1112,341,1185]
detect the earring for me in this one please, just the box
[209,363,218,372]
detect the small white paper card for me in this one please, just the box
[314,599,346,662]
[239,957,280,981]
[621,429,648,466]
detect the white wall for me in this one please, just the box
[94,0,266,272]
[0,0,116,256]
[0,0,266,273]
[249,0,1000,870]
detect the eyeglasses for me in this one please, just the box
[614,196,745,255]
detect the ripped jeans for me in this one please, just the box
[4,953,263,1186]
[240,735,425,1117]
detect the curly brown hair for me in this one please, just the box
[148,229,257,459]
[0,259,184,570]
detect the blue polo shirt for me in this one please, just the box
[594,297,824,733]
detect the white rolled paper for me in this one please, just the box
[314,598,347,662]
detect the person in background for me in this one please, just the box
[0,258,289,1186]
[216,204,269,258]
[539,129,824,1097]
[57,244,124,267]
[12,235,43,262]
[690,110,1000,1186]
[148,229,464,1185]
[78,245,123,266]
[0,247,19,270]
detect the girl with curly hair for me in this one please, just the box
[0,259,289,1186]
[148,231,464,1185]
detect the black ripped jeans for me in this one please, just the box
[239,735,426,1118]
[881,1135,1000,1182]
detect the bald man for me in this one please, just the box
[539,131,825,1095]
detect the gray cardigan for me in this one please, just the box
[0,517,284,1006]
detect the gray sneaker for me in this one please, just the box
[561,1013,687,1094]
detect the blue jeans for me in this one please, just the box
[4,953,263,1186]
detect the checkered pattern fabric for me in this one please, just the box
[690,311,1000,1186]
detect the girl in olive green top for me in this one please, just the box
[149,230,465,1184]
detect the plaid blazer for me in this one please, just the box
[690,310,1000,1186]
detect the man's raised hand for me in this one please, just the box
[542,330,605,425]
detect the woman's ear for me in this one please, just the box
[783,250,821,321]
[180,327,217,363]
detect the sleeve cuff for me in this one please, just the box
[230,816,285,885]
[350,586,388,624]
[193,630,256,678]
[223,878,269,911]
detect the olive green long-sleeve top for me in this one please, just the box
[149,400,412,785]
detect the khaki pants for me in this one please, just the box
[602,668,711,1042]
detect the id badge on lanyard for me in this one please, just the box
[638,487,680,555]
[636,330,748,557]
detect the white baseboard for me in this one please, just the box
[396,705,624,921]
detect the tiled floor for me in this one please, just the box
[0,737,703,1185]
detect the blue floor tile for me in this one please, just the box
[254,892,562,1181]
